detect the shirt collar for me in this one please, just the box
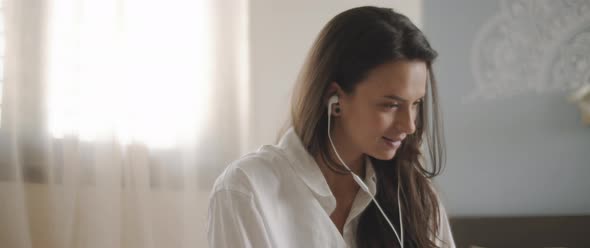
[278,127,378,208]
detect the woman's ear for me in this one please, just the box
[327,82,342,98]
[328,82,344,116]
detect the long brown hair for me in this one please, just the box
[282,6,446,247]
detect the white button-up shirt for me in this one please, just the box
[208,128,455,248]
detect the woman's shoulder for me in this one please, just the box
[428,181,456,247]
[211,144,289,196]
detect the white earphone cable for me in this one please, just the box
[327,98,404,248]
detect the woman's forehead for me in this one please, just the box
[357,60,427,100]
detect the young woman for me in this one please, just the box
[208,6,455,248]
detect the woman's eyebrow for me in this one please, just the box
[384,95,407,102]
[383,95,425,102]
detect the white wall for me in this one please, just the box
[247,0,422,152]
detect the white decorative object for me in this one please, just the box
[468,0,590,101]
[569,84,590,125]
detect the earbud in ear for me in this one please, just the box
[328,95,339,106]
[328,95,339,115]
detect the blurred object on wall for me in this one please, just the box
[569,84,590,126]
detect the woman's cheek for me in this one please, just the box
[373,112,392,131]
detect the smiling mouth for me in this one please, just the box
[382,136,402,147]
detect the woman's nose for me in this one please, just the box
[394,107,416,135]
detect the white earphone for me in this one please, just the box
[327,95,404,248]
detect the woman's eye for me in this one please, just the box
[384,103,399,109]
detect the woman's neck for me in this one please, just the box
[314,123,366,197]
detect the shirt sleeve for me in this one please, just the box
[435,201,456,248]
[208,189,272,248]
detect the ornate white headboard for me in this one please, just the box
[468,0,590,102]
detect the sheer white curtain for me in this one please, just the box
[0,0,248,247]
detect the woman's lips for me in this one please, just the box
[382,136,402,148]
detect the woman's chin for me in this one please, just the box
[369,149,397,161]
